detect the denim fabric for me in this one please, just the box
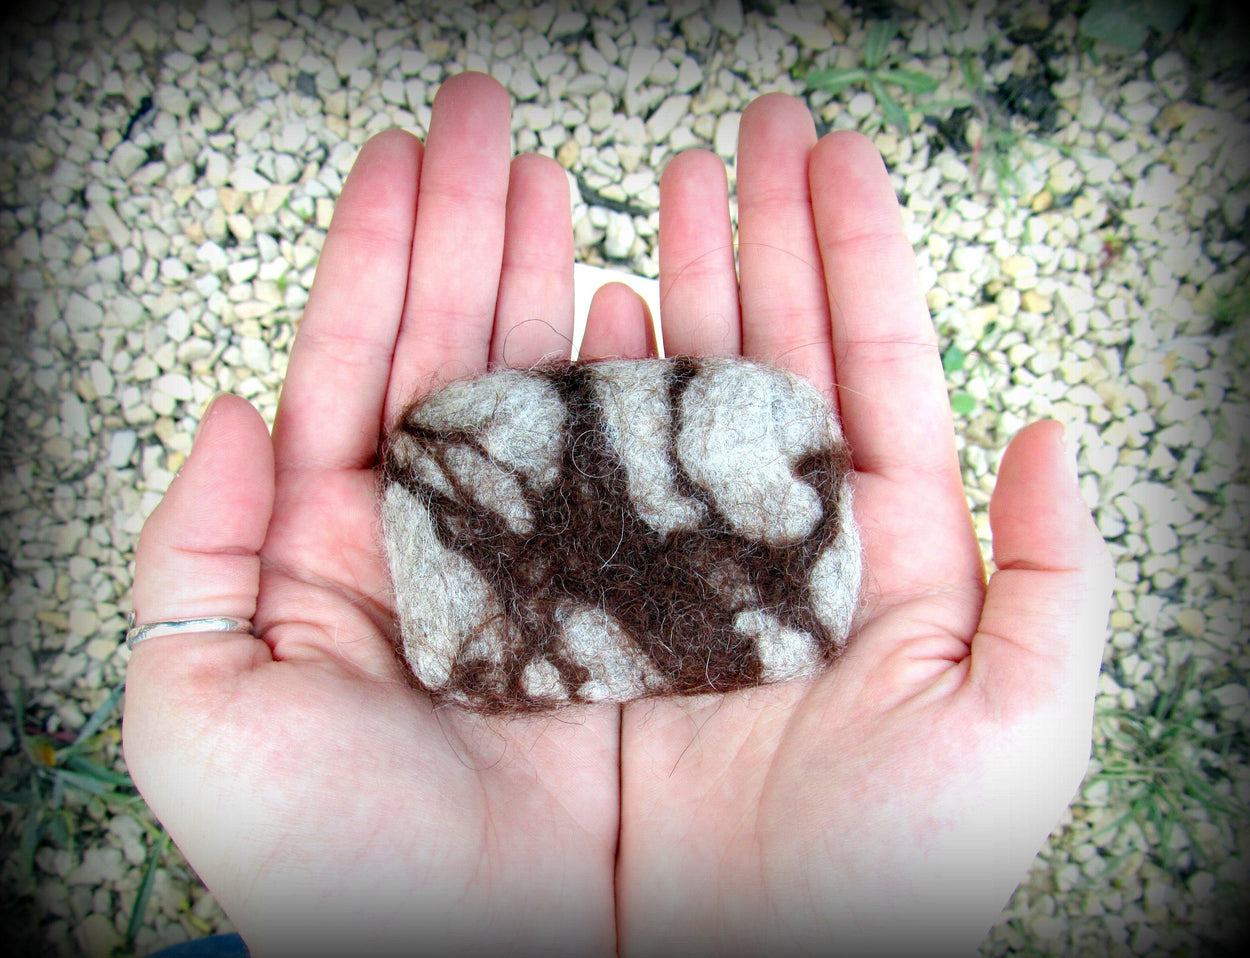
[147,933,249,957]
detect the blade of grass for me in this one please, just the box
[126,829,170,951]
[868,76,909,133]
[60,753,134,790]
[864,19,896,70]
[66,683,125,753]
[881,68,940,93]
[12,680,29,750]
[17,777,44,878]
[804,67,868,94]
[53,767,138,802]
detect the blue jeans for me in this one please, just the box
[147,933,249,957]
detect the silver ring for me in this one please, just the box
[126,614,253,650]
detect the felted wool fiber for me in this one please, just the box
[380,356,861,713]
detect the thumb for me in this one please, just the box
[130,393,275,630]
[125,393,275,712]
[123,393,275,838]
[971,420,1115,716]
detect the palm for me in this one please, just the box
[252,467,620,954]
[124,74,1111,957]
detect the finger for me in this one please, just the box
[809,130,953,483]
[657,150,740,357]
[386,72,513,419]
[129,394,275,668]
[807,131,986,599]
[972,421,1114,716]
[578,282,655,360]
[736,94,834,391]
[272,129,422,472]
[490,153,575,368]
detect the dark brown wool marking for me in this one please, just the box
[382,358,854,713]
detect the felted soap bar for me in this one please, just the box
[380,356,861,712]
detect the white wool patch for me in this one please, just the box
[676,360,826,544]
[442,445,534,536]
[405,369,567,487]
[380,483,500,690]
[555,603,665,701]
[733,609,822,681]
[809,506,863,646]
[591,361,706,536]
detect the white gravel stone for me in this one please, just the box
[154,373,194,402]
[109,141,147,178]
[101,1,131,37]
[847,91,875,118]
[714,111,740,158]
[89,360,115,397]
[229,166,272,192]
[239,336,271,371]
[711,0,744,34]
[201,0,237,36]
[108,429,138,467]
[67,848,125,886]
[549,9,587,39]
[604,212,637,259]
[646,94,691,142]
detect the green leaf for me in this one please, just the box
[1079,2,1149,49]
[12,680,29,749]
[881,68,939,93]
[126,830,170,949]
[958,55,984,93]
[942,345,966,373]
[49,773,66,811]
[863,18,897,70]
[44,811,71,850]
[868,77,910,133]
[18,805,43,877]
[804,67,868,94]
[66,683,125,754]
[60,753,134,790]
[53,767,137,803]
[950,392,976,416]
[1141,0,1190,33]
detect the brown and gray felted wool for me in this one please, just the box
[379,356,861,713]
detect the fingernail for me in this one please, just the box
[1060,422,1082,488]
[192,394,222,447]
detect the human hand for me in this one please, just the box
[612,96,1115,955]
[122,73,625,957]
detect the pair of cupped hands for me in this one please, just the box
[123,73,1112,957]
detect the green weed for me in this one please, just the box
[2,680,140,876]
[1078,0,1191,52]
[1088,657,1249,874]
[1,679,172,954]
[942,343,978,417]
[802,19,939,134]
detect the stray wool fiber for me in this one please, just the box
[380,356,861,712]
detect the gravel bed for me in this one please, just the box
[1,0,1247,955]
